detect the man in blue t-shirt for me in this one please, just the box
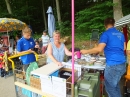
[17,27,36,72]
[81,17,126,97]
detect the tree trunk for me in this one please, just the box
[41,0,47,30]
[113,0,123,21]
[5,0,12,14]
[55,0,61,26]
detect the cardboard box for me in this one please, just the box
[52,76,66,97]
[16,73,24,79]
[30,76,41,90]
[32,63,78,97]
[52,68,78,97]
[62,62,82,78]
[37,57,46,66]
[40,75,53,94]
[59,68,78,92]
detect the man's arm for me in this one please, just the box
[17,40,34,54]
[80,43,106,54]
[124,42,126,50]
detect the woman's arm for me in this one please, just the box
[127,40,130,54]
[124,42,126,50]
[64,46,72,56]
[47,43,62,66]
[127,50,130,54]
[17,40,34,54]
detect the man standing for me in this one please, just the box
[81,17,126,97]
[17,27,36,72]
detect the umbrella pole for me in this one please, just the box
[7,30,10,47]
[71,0,75,97]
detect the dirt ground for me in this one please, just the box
[0,76,16,97]
[0,74,126,97]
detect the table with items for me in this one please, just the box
[66,54,106,97]
[11,52,106,97]
[67,54,106,70]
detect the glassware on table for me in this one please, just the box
[76,51,81,59]
[88,61,94,66]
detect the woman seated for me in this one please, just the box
[47,30,73,66]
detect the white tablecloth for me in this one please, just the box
[67,58,105,70]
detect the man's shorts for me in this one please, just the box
[23,64,29,72]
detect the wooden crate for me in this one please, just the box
[30,76,41,90]
[59,68,78,93]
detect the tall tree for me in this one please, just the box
[41,0,47,30]
[5,0,12,14]
[113,0,123,21]
[55,0,61,26]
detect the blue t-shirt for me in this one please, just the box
[17,37,36,65]
[99,27,126,66]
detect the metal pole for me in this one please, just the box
[7,30,10,47]
[71,0,75,97]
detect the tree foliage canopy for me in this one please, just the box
[0,0,130,35]
[76,0,113,32]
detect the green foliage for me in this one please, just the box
[33,33,42,39]
[0,0,130,42]
[122,0,130,16]
[56,21,71,36]
[75,32,90,41]
[76,1,113,32]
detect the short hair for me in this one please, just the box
[53,30,60,36]
[35,41,39,43]
[43,30,47,33]
[104,17,115,26]
[22,27,32,34]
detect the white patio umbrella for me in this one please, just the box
[115,14,130,46]
[115,14,130,27]
[47,6,55,41]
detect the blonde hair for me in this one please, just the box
[53,30,60,36]
[22,27,32,34]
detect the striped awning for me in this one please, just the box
[115,14,130,27]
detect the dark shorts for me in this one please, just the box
[23,65,29,72]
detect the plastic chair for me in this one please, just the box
[90,29,99,48]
